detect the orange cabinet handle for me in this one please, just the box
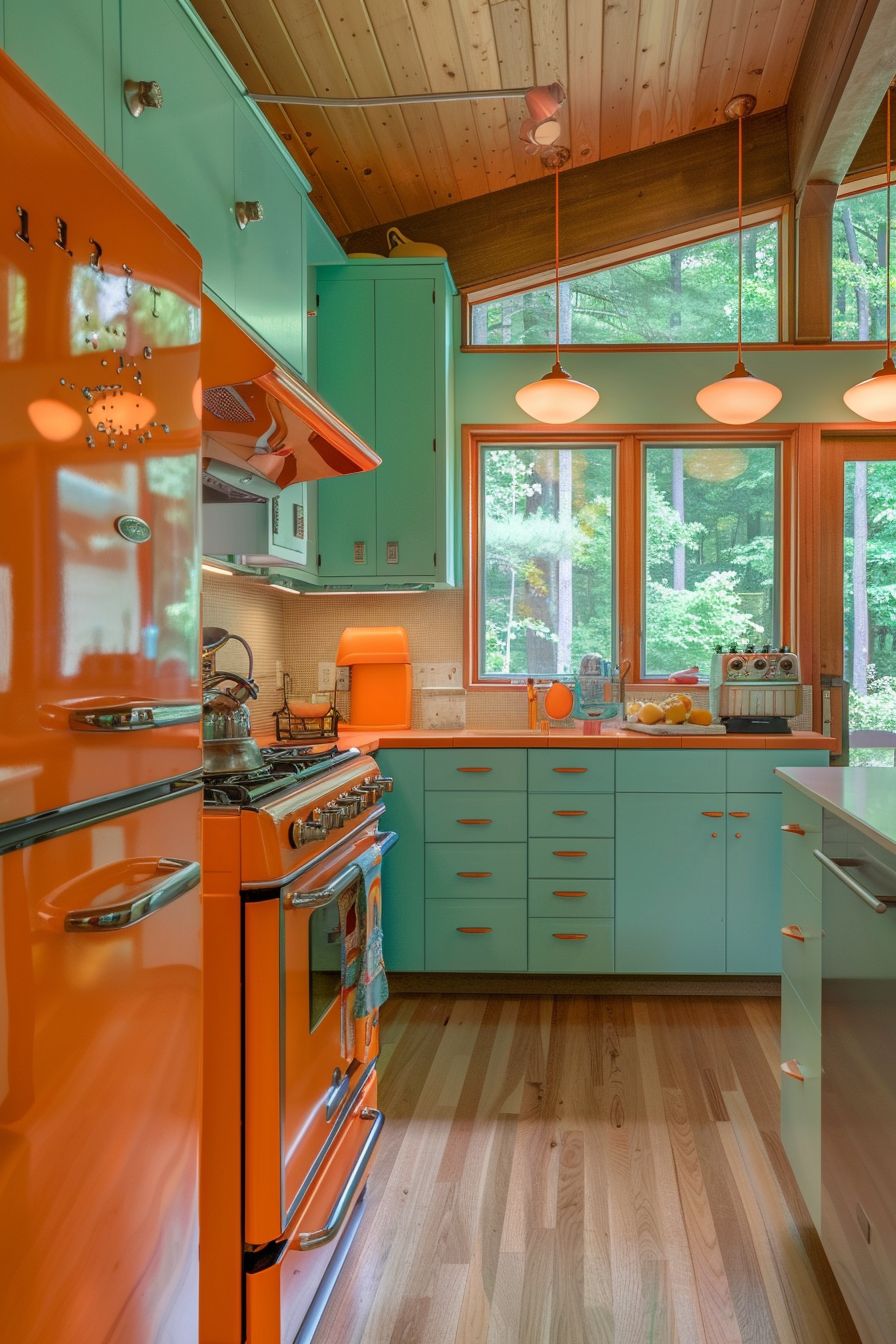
[553,809,587,816]
[457,766,492,772]
[781,924,805,941]
[553,766,587,773]
[552,850,587,857]
[553,890,587,897]
[457,927,492,934]
[702,811,724,817]
[729,811,750,818]
[457,819,492,825]
[457,872,492,878]
[553,932,587,940]
[780,1059,805,1082]
[781,824,806,835]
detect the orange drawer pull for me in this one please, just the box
[457,927,492,934]
[702,811,724,817]
[781,924,805,941]
[729,811,750,818]
[554,890,587,897]
[781,823,806,835]
[553,766,587,773]
[457,766,492,772]
[553,809,587,816]
[553,932,587,940]
[457,819,492,825]
[780,1059,805,1082]
[457,871,492,878]
[553,850,587,857]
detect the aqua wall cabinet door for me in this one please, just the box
[120,0,237,307]
[316,275,376,576]
[374,277,435,576]
[725,792,782,973]
[233,109,306,376]
[377,750,424,970]
[615,793,726,973]
[3,0,109,149]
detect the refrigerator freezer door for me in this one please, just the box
[0,784,201,1343]
[0,50,203,825]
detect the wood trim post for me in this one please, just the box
[795,181,839,343]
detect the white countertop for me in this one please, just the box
[776,766,896,857]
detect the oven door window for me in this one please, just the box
[309,883,356,1031]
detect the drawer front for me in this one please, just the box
[780,973,821,1229]
[425,843,527,901]
[527,750,614,793]
[727,749,828,793]
[528,838,614,880]
[424,749,526,791]
[780,782,824,896]
[781,868,823,1029]
[425,899,527,971]
[528,918,614,973]
[424,791,526,843]
[615,749,726,793]
[528,879,614,919]
[527,792,615,839]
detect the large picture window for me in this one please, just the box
[478,443,614,679]
[643,443,779,679]
[833,184,893,340]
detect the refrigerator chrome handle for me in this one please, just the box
[297,1107,384,1251]
[813,849,891,914]
[64,858,200,931]
[285,831,398,909]
[68,702,201,731]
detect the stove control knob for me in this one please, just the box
[728,656,744,672]
[779,656,794,674]
[289,818,328,847]
[753,657,767,671]
[319,805,347,830]
[372,776,394,793]
[359,779,384,801]
[349,786,375,807]
[336,792,362,817]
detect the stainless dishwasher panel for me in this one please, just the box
[821,811,896,1344]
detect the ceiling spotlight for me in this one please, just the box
[519,83,566,155]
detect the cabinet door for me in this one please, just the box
[615,793,726,973]
[316,277,376,576]
[374,277,436,576]
[120,0,236,306]
[725,793,782,973]
[3,0,108,149]
[233,110,305,376]
[377,750,424,970]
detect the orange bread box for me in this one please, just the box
[335,627,412,730]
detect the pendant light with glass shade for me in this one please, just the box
[696,95,782,425]
[515,147,600,424]
[843,80,896,421]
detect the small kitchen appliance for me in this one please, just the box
[710,646,802,733]
[336,626,412,730]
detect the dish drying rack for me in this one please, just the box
[273,673,341,742]
[570,659,630,724]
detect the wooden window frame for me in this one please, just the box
[463,423,799,693]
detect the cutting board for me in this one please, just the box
[619,721,727,736]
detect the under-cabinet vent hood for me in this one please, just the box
[200,297,380,493]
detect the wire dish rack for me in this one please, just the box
[273,673,341,742]
[571,673,624,723]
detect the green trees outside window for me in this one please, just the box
[844,459,896,764]
[833,187,896,340]
[470,223,779,346]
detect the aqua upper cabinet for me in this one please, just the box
[316,258,456,584]
[120,0,238,309]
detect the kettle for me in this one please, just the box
[201,627,264,774]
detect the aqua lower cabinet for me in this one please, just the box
[616,793,727,973]
[527,749,614,793]
[781,867,823,1025]
[425,900,527,972]
[528,879,614,919]
[377,750,424,971]
[728,749,828,792]
[425,748,526,791]
[528,919,614,972]
[780,972,822,1227]
[424,791,526,843]
[425,843,527,900]
[528,792,614,839]
[528,838,614,880]
[725,793,783,973]
[780,781,824,894]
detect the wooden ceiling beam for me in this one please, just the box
[340,107,791,291]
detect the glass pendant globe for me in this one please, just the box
[696,360,782,425]
[843,356,896,422]
[515,362,599,424]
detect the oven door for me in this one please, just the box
[244,827,394,1246]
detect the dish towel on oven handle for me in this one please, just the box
[338,840,389,1062]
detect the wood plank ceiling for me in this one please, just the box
[193,0,817,240]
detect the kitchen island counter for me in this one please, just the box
[776,764,896,858]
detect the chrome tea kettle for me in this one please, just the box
[201,627,264,774]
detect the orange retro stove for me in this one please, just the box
[200,743,394,1344]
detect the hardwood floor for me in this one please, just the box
[315,996,860,1344]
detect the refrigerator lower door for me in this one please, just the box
[0,785,201,1344]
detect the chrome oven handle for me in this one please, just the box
[297,1107,385,1251]
[69,702,201,731]
[65,858,200,931]
[284,830,398,910]
[814,849,891,914]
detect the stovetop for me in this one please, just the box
[203,744,361,807]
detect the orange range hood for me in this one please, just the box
[200,297,380,489]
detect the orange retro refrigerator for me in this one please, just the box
[0,51,204,1343]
